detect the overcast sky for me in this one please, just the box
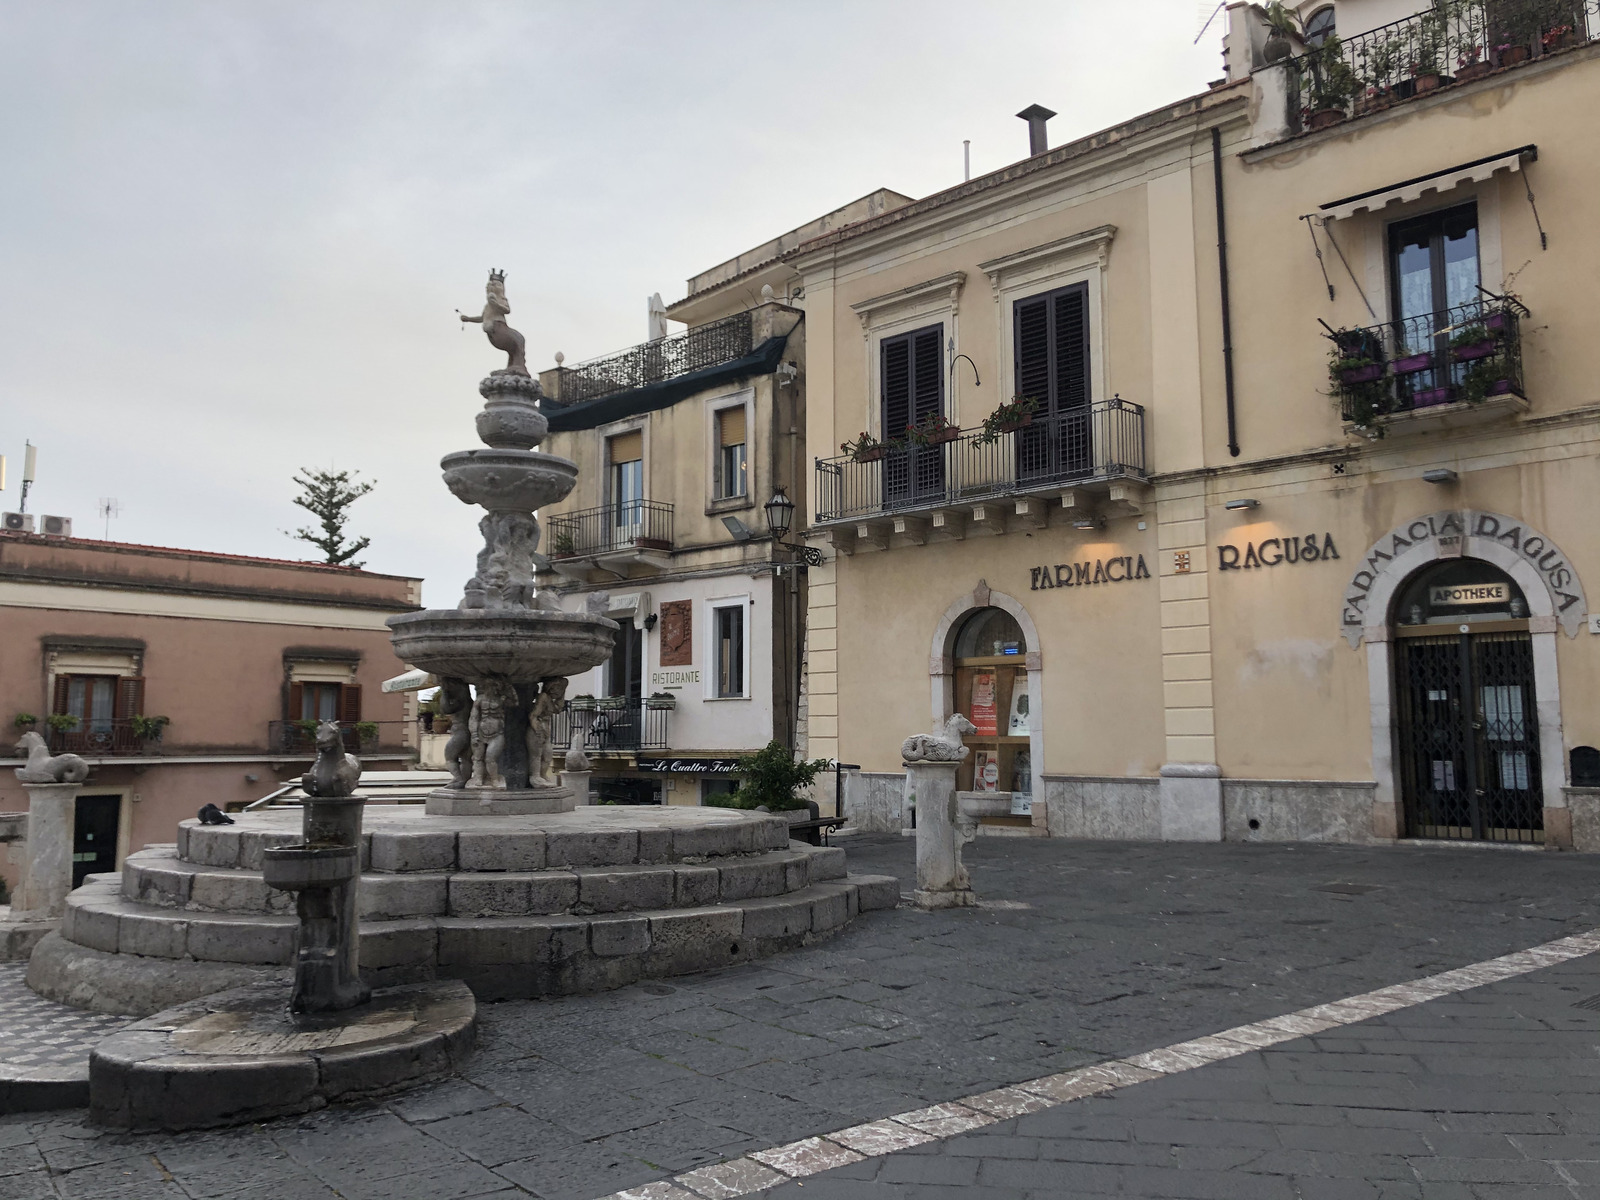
[0,2,1223,605]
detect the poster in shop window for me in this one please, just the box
[969,672,998,736]
[972,750,1000,792]
[1007,675,1030,736]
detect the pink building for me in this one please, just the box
[0,531,420,893]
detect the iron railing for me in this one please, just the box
[1328,296,1527,425]
[546,500,674,558]
[553,312,754,405]
[814,399,1146,525]
[555,700,670,753]
[268,721,407,754]
[46,720,145,756]
[1287,0,1597,130]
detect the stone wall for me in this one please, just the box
[1043,776,1162,840]
[845,771,908,833]
[1564,787,1600,852]
[1221,780,1379,844]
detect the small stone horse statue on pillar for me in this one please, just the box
[13,732,89,784]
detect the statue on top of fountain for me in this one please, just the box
[460,269,528,376]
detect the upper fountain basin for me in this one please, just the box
[387,608,619,682]
[442,449,577,513]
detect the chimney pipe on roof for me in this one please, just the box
[1016,104,1056,156]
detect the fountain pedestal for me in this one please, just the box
[425,784,575,816]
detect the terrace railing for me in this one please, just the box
[1288,0,1598,130]
[1328,296,1528,425]
[546,499,674,558]
[268,721,407,755]
[553,312,754,405]
[555,701,670,753]
[46,719,144,756]
[814,398,1146,525]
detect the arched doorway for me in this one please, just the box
[950,607,1032,796]
[1391,559,1542,843]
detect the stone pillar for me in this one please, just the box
[908,760,970,909]
[560,770,591,804]
[1159,762,1223,841]
[13,782,79,919]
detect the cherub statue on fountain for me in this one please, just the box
[459,269,527,376]
[469,681,513,788]
[525,676,569,787]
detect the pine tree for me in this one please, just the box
[289,468,375,567]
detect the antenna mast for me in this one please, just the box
[98,497,122,540]
[19,442,36,513]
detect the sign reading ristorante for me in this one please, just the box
[1030,555,1151,590]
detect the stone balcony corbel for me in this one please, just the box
[852,521,891,553]
[891,515,929,547]
[967,504,1007,538]
[929,510,966,542]
[1103,481,1149,518]
[1012,497,1050,530]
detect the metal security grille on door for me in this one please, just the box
[1394,631,1541,843]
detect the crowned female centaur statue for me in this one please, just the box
[460,269,528,376]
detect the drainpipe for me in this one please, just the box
[1212,126,1240,458]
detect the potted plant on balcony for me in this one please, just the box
[645,692,677,711]
[1262,2,1301,63]
[1408,9,1451,93]
[904,412,960,447]
[355,721,379,748]
[569,693,597,713]
[130,714,171,747]
[1410,383,1455,408]
[551,529,576,558]
[1456,44,1492,83]
[1449,322,1498,362]
[1542,22,1578,53]
[12,713,37,733]
[46,713,80,735]
[594,695,626,712]
[1327,335,1388,435]
[975,396,1041,444]
[1460,353,1517,404]
[840,432,886,463]
[1305,36,1358,129]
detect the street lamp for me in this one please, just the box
[763,486,823,568]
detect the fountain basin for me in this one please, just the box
[386,608,618,681]
[441,448,577,512]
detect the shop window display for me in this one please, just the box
[950,608,1032,809]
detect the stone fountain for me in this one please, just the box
[388,269,618,815]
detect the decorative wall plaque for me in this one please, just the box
[659,600,693,666]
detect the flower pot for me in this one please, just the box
[1308,108,1347,130]
[997,413,1034,434]
[929,428,961,445]
[1500,45,1531,66]
[1451,339,1498,362]
[1339,363,1385,385]
[1485,311,1510,333]
[855,447,884,463]
[1486,377,1514,396]
[1455,62,1492,82]
[1412,386,1454,408]
[1392,351,1433,374]
[1413,73,1445,93]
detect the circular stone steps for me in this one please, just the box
[30,804,899,1016]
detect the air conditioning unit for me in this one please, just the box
[2,512,34,533]
[40,515,71,538]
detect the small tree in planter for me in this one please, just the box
[1305,36,1358,127]
[705,741,832,812]
[130,714,171,745]
[551,528,577,557]
[975,396,1041,444]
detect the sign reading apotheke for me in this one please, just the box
[1430,582,1509,606]
[1030,555,1151,590]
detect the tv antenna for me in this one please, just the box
[98,497,122,540]
[19,442,37,513]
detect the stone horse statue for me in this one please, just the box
[459,269,528,376]
[901,714,978,763]
[301,720,361,798]
[14,731,89,783]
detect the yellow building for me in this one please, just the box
[794,0,1600,849]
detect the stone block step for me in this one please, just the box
[37,873,901,1014]
[122,842,847,919]
[175,806,793,874]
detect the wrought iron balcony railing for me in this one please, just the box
[546,500,673,558]
[46,719,145,756]
[268,720,408,755]
[814,399,1146,525]
[1287,0,1597,132]
[554,700,670,753]
[553,312,754,405]
[1327,296,1528,426]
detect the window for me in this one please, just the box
[51,673,143,753]
[880,325,945,504]
[1013,283,1091,479]
[608,430,644,529]
[1389,202,1479,353]
[1304,6,1335,46]
[713,603,746,698]
[715,406,747,499]
[608,623,644,699]
[286,680,361,723]
[951,608,1031,796]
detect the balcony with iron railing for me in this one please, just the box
[1286,0,1598,134]
[267,720,411,756]
[553,699,671,753]
[1327,295,1529,430]
[545,499,674,579]
[814,399,1147,538]
[551,312,754,406]
[45,719,148,757]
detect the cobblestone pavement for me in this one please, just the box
[0,836,1597,1200]
[0,964,131,1073]
[751,947,1600,1200]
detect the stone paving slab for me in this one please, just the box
[741,948,1600,1199]
[0,964,132,1114]
[1,836,1598,1198]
